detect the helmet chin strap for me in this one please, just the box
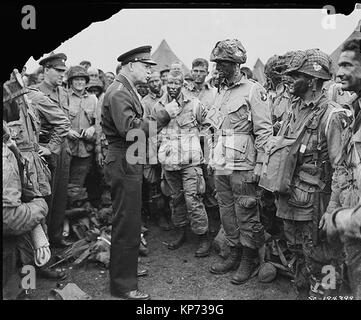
[310,78,317,99]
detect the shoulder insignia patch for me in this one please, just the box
[117,83,124,91]
[260,92,268,101]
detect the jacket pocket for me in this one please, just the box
[176,112,196,128]
[288,178,315,208]
[228,98,249,124]
[223,134,248,164]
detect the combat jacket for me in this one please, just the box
[35,81,71,154]
[209,76,273,171]
[152,92,207,171]
[327,98,361,214]
[142,89,165,119]
[269,89,292,133]
[3,142,48,236]
[184,81,216,111]
[276,94,352,221]
[68,89,97,157]
[5,87,69,197]
[101,73,171,147]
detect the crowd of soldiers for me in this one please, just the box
[2,37,360,300]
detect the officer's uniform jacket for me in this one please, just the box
[101,73,170,147]
[209,75,273,172]
[35,81,71,154]
[152,92,207,171]
[67,89,97,157]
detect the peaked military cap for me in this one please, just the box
[39,53,67,70]
[117,45,157,66]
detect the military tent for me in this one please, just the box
[252,58,266,85]
[151,39,190,75]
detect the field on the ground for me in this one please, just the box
[31,222,296,300]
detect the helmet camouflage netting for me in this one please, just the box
[210,39,247,64]
[285,49,333,80]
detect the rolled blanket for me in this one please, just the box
[31,224,51,267]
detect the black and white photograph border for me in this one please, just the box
[2,0,360,308]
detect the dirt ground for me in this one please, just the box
[30,221,296,300]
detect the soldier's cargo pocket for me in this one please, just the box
[288,178,314,208]
[223,135,248,164]
[104,154,117,166]
[239,196,257,209]
[194,167,206,195]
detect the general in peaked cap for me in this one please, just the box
[117,45,156,66]
[39,53,67,71]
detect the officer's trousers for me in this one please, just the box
[215,170,264,249]
[104,145,143,294]
[46,142,71,243]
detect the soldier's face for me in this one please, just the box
[167,75,183,99]
[45,67,66,86]
[191,65,208,84]
[106,72,115,84]
[148,73,162,94]
[337,51,361,92]
[87,88,101,98]
[37,72,44,83]
[71,77,87,92]
[160,71,169,85]
[135,83,149,98]
[216,61,236,81]
[288,72,310,98]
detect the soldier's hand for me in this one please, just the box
[207,164,214,176]
[165,99,180,118]
[38,146,51,157]
[320,212,339,242]
[253,163,262,181]
[84,126,96,140]
[68,129,81,140]
[96,153,104,167]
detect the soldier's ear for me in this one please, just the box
[128,62,134,72]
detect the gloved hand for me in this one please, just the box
[165,99,180,118]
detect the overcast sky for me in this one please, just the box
[25,7,361,74]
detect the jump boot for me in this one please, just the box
[195,232,212,257]
[231,246,258,284]
[210,246,240,274]
[167,226,186,250]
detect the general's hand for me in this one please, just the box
[165,99,180,118]
[68,129,81,140]
[38,146,51,157]
[84,126,96,140]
